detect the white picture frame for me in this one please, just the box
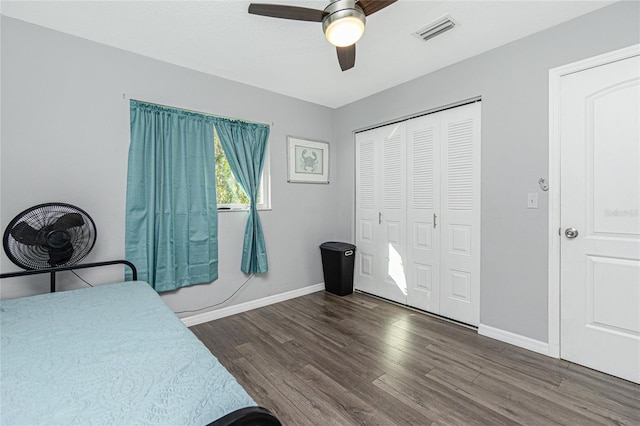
[287,136,329,184]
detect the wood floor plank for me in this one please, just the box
[295,364,401,426]
[190,320,245,363]
[420,343,482,383]
[226,314,306,372]
[282,330,386,386]
[244,308,295,344]
[428,368,600,426]
[374,371,514,426]
[471,370,637,426]
[425,336,640,424]
[235,341,359,425]
[427,336,567,388]
[308,310,438,379]
[268,299,352,349]
[226,357,312,425]
[562,362,640,404]
[427,340,639,425]
[336,373,436,425]
[190,291,640,425]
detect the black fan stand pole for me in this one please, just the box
[0,260,137,292]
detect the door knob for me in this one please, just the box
[565,228,579,239]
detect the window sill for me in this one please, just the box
[218,207,272,212]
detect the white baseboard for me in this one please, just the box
[181,283,325,327]
[478,323,552,357]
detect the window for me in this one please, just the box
[214,130,271,211]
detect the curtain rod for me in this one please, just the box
[123,94,272,128]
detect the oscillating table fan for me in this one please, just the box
[2,202,97,291]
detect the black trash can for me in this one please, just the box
[319,242,356,296]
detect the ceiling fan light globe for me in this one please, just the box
[325,16,365,47]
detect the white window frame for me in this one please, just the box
[217,141,271,212]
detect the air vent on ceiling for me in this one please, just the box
[413,15,456,42]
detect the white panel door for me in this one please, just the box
[560,54,640,383]
[406,114,441,312]
[439,103,481,326]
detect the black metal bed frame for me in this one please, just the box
[0,260,138,293]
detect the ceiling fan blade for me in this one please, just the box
[248,4,327,22]
[10,222,40,245]
[337,45,356,71]
[357,0,397,16]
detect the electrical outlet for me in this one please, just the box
[527,192,539,209]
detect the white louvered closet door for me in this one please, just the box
[355,123,407,305]
[355,130,379,296]
[406,114,441,312]
[355,102,480,326]
[439,102,481,326]
[379,124,407,304]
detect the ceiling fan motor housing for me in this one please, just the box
[322,0,366,47]
[247,0,397,70]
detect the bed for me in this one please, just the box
[0,261,280,426]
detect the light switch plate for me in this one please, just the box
[527,192,539,209]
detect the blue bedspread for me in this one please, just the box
[0,281,255,425]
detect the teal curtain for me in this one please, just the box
[214,118,270,274]
[125,101,218,292]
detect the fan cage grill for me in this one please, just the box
[3,203,97,270]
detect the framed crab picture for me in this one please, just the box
[287,136,329,184]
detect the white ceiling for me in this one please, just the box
[2,0,615,108]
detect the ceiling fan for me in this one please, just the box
[248,0,397,71]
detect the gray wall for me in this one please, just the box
[0,16,335,316]
[332,1,640,342]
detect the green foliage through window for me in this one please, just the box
[215,132,250,206]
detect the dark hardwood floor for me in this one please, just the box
[190,291,640,425]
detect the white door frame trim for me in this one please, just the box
[547,44,640,358]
